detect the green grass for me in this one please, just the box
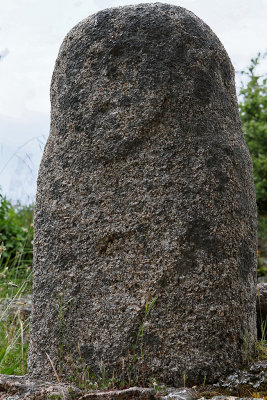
[0,200,33,375]
[0,266,31,375]
[0,313,30,375]
[0,246,32,374]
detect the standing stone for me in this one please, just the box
[28,3,257,386]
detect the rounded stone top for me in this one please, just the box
[55,2,231,84]
[50,2,236,162]
[60,3,225,54]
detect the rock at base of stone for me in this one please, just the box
[0,374,81,399]
[1,365,267,400]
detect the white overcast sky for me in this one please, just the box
[0,0,267,203]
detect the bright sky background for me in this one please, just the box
[0,0,267,203]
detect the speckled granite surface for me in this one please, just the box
[28,3,257,386]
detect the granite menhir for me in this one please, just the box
[28,3,257,386]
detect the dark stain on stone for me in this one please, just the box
[144,332,162,352]
[215,170,229,192]
[193,57,219,105]
[79,344,95,363]
[220,60,232,87]
[185,218,213,250]
[97,229,140,254]
[234,192,252,218]
[206,147,230,192]
[70,284,81,297]
[183,217,226,262]
[181,15,211,48]
[110,43,124,57]
[175,262,193,276]
[194,69,214,104]
[49,180,61,200]
[239,241,254,280]
[174,44,187,64]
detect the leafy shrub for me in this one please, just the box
[239,53,267,212]
[0,192,33,268]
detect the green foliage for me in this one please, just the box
[0,254,31,375]
[0,190,32,375]
[239,53,267,212]
[258,215,267,243]
[0,192,33,268]
[0,313,29,375]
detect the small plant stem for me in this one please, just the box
[19,316,24,371]
[45,352,61,382]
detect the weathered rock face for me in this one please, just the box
[28,3,257,386]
